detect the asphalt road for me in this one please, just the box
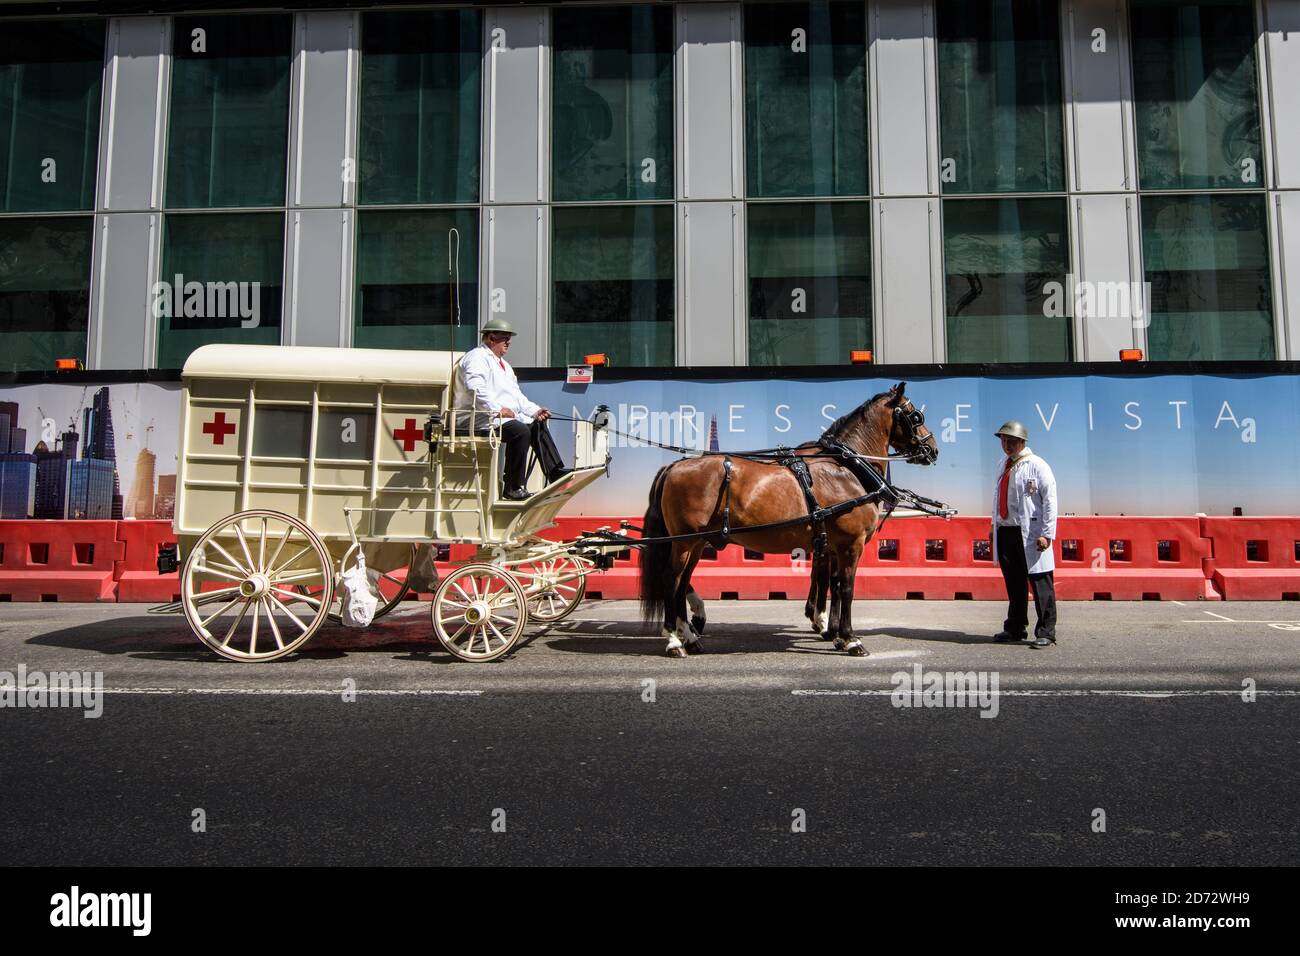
[2,598,1299,865]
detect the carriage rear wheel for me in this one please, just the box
[432,564,528,662]
[514,554,591,624]
[181,510,333,662]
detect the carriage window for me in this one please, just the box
[747,201,871,366]
[1140,193,1274,360]
[744,1,868,198]
[317,410,376,461]
[1129,0,1262,191]
[0,19,104,213]
[552,4,673,203]
[0,216,92,372]
[551,204,674,367]
[252,407,310,459]
[358,10,481,206]
[166,15,292,210]
[354,208,479,352]
[936,0,1065,195]
[942,197,1072,363]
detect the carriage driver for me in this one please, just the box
[452,317,571,501]
[990,420,1059,648]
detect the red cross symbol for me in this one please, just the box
[202,412,237,445]
[393,418,422,452]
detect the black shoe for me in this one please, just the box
[502,487,533,501]
[547,467,573,484]
[993,631,1026,643]
[1029,636,1055,649]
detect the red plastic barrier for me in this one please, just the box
[0,521,121,602]
[1200,516,1300,601]
[1050,516,1217,601]
[114,520,180,603]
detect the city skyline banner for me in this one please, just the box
[0,372,1296,521]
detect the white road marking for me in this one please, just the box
[1170,601,1186,607]
[1203,611,1236,622]
[1181,620,1300,624]
[96,687,483,696]
[792,689,1300,698]
[853,649,929,660]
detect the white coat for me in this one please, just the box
[990,449,1058,575]
[453,343,541,431]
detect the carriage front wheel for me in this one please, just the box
[181,510,334,662]
[514,554,592,625]
[432,564,528,662]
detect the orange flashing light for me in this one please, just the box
[1119,348,1143,362]
[850,349,873,365]
[583,353,608,367]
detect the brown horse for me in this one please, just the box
[639,383,938,657]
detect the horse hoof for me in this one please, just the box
[691,615,706,635]
[845,640,867,657]
[832,637,847,651]
[665,644,687,659]
[685,638,705,655]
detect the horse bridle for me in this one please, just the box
[894,398,937,464]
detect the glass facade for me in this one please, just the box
[552,204,674,367]
[1130,0,1262,191]
[354,208,479,351]
[0,20,104,213]
[943,198,1073,363]
[744,1,868,199]
[936,0,1065,195]
[747,202,871,366]
[165,15,292,210]
[156,213,284,369]
[0,217,93,373]
[358,10,481,206]
[1141,193,1274,361]
[552,5,674,202]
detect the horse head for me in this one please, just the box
[885,382,938,465]
[822,383,939,465]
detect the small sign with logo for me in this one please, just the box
[566,364,594,385]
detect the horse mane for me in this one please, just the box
[820,390,893,443]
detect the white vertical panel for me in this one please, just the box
[483,205,547,366]
[1063,0,1136,193]
[1263,0,1300,188]
[876,198,943,362]
[88,213,160,369]
[1273,192,1300,358]
[679,201,743,365]
[1072,193,1143,359]
[482,7,549,204]
[870,0,938,197]
[288,12,357,208]
[97,17,170,211]
[676,3,743,201]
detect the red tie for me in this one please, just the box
[998,457,1012,519]
[499,358,506,371]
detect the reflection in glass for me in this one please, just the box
[936,0,1065,194]
[552,205,674,367]
[1141,193,1274,360]
[1130,0,1261,191]
[354,208,479,352]
[747,201,871,366]
[166,15,292,209]
[0,217,92,372]
[745,1,868,198]
[552,5,673,202]
[359,10,481,205]
[943,198,1072,363]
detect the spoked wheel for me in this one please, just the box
[181,510,333,662]
[514,554,591,625]
[325,542,416,624]
[431,564,528,662]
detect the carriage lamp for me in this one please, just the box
[54,358,83,370]
[584,353,608,367]
[850,350,873,365]
[1119,348,1143,362]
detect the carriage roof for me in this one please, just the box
[182,343,456,388]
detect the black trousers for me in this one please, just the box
[493,419,564,491]
[996,525,1057,641]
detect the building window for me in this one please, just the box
[551,204,674,367]
[165,15,292,210]
[1130,0,1262,191]
[358,10,481,206]
[155,213,284,369]
[353,208,479,351]
[936,0,1065,195]
[747,201,871,365]
[0,216,93,372]
[552,4,673,202]
[0,20,104,213]
[744,1,868,198]
[1141,193,1273,360]
[943,198,1072,363]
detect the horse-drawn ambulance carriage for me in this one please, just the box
[165,343,610,663]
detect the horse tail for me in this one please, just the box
[638,465,675,626]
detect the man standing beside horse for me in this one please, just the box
[990,420,1058,648]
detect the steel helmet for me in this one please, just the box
[481,317,516,337]
[994,420,1029,441]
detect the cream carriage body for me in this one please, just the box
[169,343,610,662]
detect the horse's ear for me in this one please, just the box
[890,381,906,403]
